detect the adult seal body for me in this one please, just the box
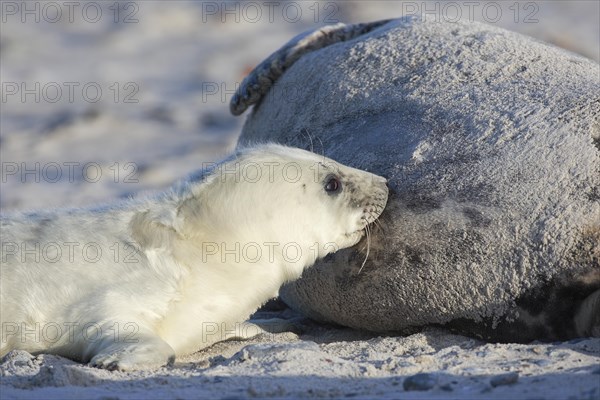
[232,18,600,341]
[0,144,388,370]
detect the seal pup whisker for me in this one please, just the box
[369,210,384,233]
[300,127,325,160]
[358,222,371,275]
[300,127,314,153]
[314,133,325,159]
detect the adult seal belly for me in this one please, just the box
[0,144,388,370]
[232,18,600,342]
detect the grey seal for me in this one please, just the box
[231,18,600,342]
[0,144,388,370]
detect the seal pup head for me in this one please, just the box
[177,144,388,275]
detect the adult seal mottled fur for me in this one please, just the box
[232,18,600,341]
[0,144,388,370]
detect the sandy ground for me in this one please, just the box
[2,307,600,400]
[1,1,599,399]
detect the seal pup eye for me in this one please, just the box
[324,176,342,194]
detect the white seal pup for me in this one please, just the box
[0,144,388,370]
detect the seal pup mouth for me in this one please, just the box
[357,186,389,230]
[361,198,387,226]
[345,198,387,238]
[354,186,389,273]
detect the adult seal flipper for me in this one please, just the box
[231,17,600,342]
[230,19,393,116]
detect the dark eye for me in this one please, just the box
[324,176,342,194]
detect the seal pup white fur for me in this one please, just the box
[0,144,388,370]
